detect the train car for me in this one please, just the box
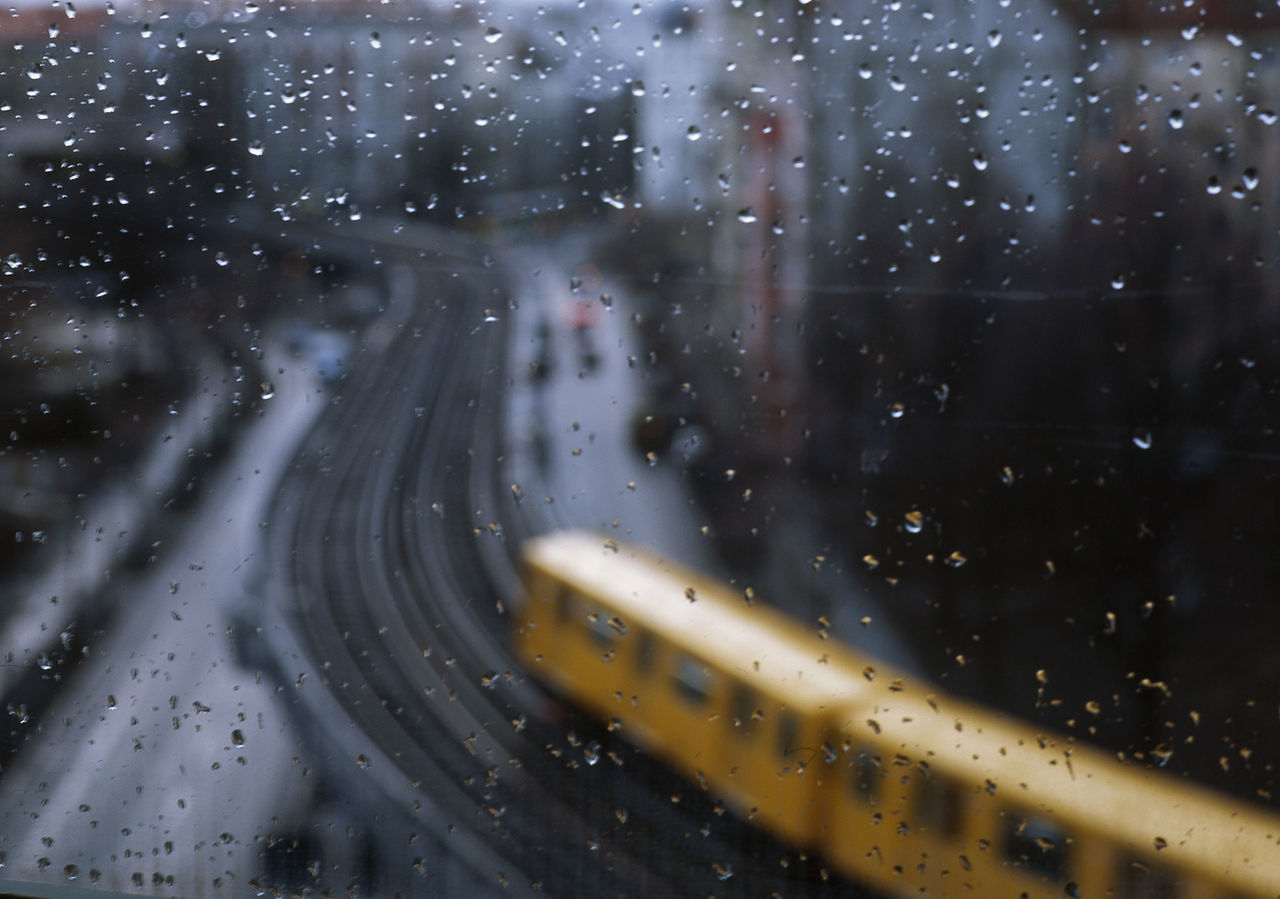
[511,530,1280,897]
[824,688,1280,897]
[514,528,869,848]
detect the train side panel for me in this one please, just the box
[818,729,1132,897]
[820,696,1280,899]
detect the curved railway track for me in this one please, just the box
[262,220,872,896]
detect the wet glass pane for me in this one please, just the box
[2,0,1278,896]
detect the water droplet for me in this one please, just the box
[686,125,702,141]
[987,29,1002,47]
[584,741,601,765]
[973,153,988,172]
[248,140,264,157]
[1167,109,1184,130]
[1205,176,1221,195]
[1110,273,1125,290]
[889,75,905,92]
[736,207,757,224]
[904,510,924,534]
[64,2,76,18]
[1118,139,1131,154]
[858,63,873,80]
[214,251,229,267]
[946,550,967,568]
[1132,432,1152,450]
[259,382,275,400]
[230,729,245,746]
[889,401,904,419]
[356,754,371,768]
[630,81,645,97]
[369,32,382,49]
[1151,744,1174,766]
[1242,168,1259,191]
[484,26,502,43]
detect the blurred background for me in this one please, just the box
[1,0,1278,895]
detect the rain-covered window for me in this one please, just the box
[3,0,1278,895]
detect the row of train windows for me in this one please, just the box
[555,589,803,757]
[554,590,1190,898]
[854,751,1186,898]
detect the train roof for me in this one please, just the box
[521,530,890,711]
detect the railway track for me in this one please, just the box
[262,218,872,896]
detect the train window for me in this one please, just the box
[914,770,964,839]
[777,709,801,759]
[850,747,883,806]
[584,611,617,649]
[671,653,712,706]
[1002,812,1070,881]
[635,628,656,676]
[1116,858,1181,899]
[554,586,574,623]
[728,682,757,736]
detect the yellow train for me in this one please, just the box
[512,530,1280,898]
